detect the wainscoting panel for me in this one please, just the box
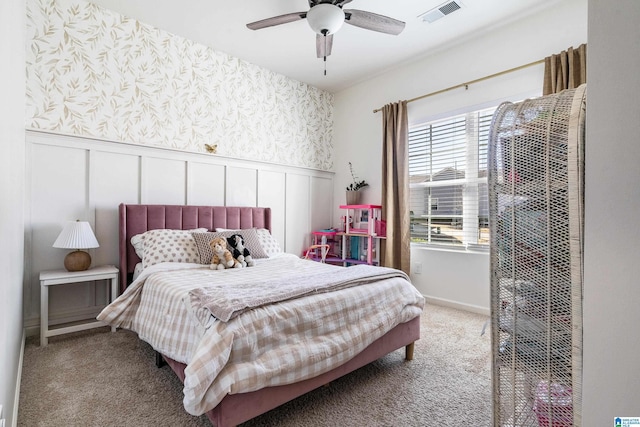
[142,157,187,205]
[27,143,94,321]
[226,166,258,207]
[258,170,286,250]
[91,150,141,279]
[311,176,335,232]
[24,130,334,333]
[187,162,226,206]
[285,173,312,257]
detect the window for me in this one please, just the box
[409,107,494,247]
[430,197,439,211]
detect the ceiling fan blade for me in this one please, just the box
[335,0,353,6]
[246,12,307,30]
[316,33,334,58]
[343,9,405,35]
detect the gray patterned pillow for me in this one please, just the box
[232,228,268,259]
[141,229,203,269]
[256,228,282,257]
[192,228,268,264]
[192,231,235,264]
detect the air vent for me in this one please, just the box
[418,1,462,24]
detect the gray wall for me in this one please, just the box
[0,0,25,425]
[583,0,640,423]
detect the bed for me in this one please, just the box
[99,203,424,426]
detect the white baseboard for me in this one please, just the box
[424,295,490,316]
[12,330,25,427]
[23,306,106,337]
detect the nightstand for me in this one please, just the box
[40,265,119,346]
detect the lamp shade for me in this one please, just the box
[307,4,345,35]
[53,220,100,249]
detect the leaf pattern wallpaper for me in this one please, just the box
[25,0,334,171]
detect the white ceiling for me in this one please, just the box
[88,0,563,93]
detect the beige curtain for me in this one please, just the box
[543,44,587,95]
[381,101,410,274]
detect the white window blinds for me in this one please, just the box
[409,107,494,247]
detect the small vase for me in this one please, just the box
[346,190,360,205]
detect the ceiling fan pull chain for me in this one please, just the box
[323,32,328,76]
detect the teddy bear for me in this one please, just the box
[226,234,255,267]
[209,237,242,270]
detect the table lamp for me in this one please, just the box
[53,220,100,272]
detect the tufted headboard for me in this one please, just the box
[118,203,271,292]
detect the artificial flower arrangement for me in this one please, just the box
[346,162,369,192]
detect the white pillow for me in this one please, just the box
[138,228,207,269]
[255,228,282,257]
[130,233,146,259]
[132,262,144,281]
[131,228,207,259]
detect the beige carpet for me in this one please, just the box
[18,304,491,427]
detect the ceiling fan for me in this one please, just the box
[247,0,405,73]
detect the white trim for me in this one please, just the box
[12,330,25,427]
[424,295,489,316]
[410,176,487,188]
[26,130,335,180]
[411,242,489,253]
[26,129,333,174]
[23,306,106,337]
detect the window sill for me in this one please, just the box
[410,242,489,254]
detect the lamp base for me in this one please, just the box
[64,250,92,272]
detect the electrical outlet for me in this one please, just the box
[413,262,422,274]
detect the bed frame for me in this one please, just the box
[119,203,420,427]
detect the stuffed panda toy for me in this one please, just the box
[226,234,255,267]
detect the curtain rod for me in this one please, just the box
[372,59,545,113]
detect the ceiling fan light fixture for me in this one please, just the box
[306,4,345,35]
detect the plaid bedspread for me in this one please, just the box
[98,254,425,416]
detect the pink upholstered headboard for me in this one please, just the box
[118,204,271,292]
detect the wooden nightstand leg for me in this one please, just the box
[40,283,48,346]
[405,342,415,361]
[109,276,118,332]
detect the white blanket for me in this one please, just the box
[189,263,410,322]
